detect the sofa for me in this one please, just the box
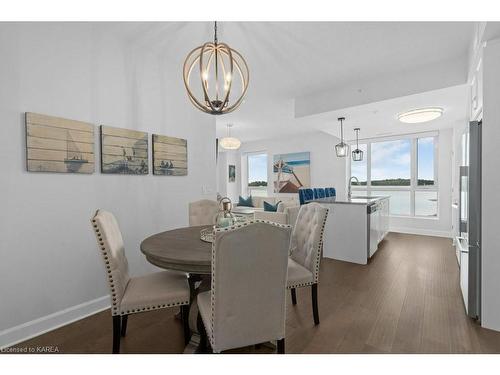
[233,195,300,226]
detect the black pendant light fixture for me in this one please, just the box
[352,127,364,161]
[335,117,349,157]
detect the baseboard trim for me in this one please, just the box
[0,295,110,350]
[390,227,453,238]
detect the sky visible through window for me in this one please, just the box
[351,138,434,185]
[371,139,411,184]
[417,137,435,183]
[351,144,367,183]
[248,153,268,184]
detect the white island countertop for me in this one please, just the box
[312,195,389,206]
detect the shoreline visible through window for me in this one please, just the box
[350,134,438,218]
[247,153,268,197]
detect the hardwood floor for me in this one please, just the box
[8,233,500,354]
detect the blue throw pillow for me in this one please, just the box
[264,200,281,212]
[238,195,253,207]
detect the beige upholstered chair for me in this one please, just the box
[197,220,292,353]
[189,199,219,226]
[287,203,329,325]
[91,209,191,353]
[253,210,288,224]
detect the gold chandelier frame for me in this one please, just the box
[183,22,249,115]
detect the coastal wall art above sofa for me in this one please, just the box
[273,152,311,193]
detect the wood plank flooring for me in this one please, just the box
[7,233,500,354]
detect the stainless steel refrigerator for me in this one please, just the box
[458,120,482,321]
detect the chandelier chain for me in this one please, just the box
[214,21,218,44]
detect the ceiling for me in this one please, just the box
[102,22,477,142]
[295,84,468,141]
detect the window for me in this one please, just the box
[247,153,268,197]
[417,137,435,186]
[415,191,438,217]
[371,140,411,186]
[372,190,412,216]
[350,144,367,185]
[350,133,438,217]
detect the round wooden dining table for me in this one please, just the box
[140,225,212,274]
[140,225,213,352]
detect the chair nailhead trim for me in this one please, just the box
[117,300,189,316]
[92,211,190,318]
[91,213,123,313]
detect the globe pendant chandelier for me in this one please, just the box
[220,124,241,150]
[352,127,364,161]
[335,117,349,157]
[183,22,250,115]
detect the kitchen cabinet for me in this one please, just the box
[315,196,390,265]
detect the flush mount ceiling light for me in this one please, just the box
[352,128,363,162]
[335,117,349,157]
[183,21,249,115]
[398,107,443,124]
[219,124,241,150]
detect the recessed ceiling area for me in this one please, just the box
[100,21,475,143]
[294,84,468,141]
[210,22,475,143]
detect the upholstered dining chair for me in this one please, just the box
[91,209,191,353]
[188,199,219,226]
[287,203,329,325]
[197,220,292,353]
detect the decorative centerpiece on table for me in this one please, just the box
[214,197,237,228]
[200,197,238,243]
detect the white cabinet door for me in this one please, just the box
[460,248,469,313]
[380,198,389,239]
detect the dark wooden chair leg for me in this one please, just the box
[120,315,128,337]
[112,315,121,353]
[181,305,191,345]
[291,288,297,305]
[277,338,285,354]
[311,283,319,325]
[197,313,208,353]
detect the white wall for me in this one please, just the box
[237,131,347,199]
[216,150,240,202]
[481,38,500,331]
[0,23,216,346]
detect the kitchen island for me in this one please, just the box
[313,195,390,265]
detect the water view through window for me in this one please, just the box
[351,144,367,185]
[247,153,268,196]
[371,139,411,186]
[350,135,438,217]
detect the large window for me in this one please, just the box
[350,144,367,185]
[350,133,438,217]
[247,153,268,197]
[371,139,411,186]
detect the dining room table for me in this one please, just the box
[140,225,213,353]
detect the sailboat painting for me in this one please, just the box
[25,112,95,173]
[100,126,149,174]
[152,134,187,176]
[273,152,311,193]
